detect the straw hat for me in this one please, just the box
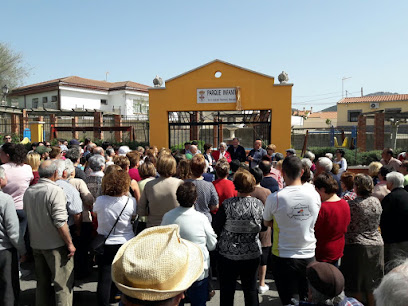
[112,224,204,301]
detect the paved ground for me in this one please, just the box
[19,263,282,305]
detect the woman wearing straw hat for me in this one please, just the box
[161,182,217,305]
[93,168,137,305]
[214,169,263,306]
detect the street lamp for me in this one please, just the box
[2,85,9,105]
[342,77,351,98]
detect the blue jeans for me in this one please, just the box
[179,277,209,306]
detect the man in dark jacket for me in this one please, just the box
[381,171,408,273]
[227,138,246,162]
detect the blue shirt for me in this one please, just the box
[248,148,267,168]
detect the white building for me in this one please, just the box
[9,76,149,119]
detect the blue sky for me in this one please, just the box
[3,1,408,111]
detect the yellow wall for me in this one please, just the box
[337,100,408,126]
[149,60,293,152]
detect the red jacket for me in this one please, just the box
[212,150,232,163]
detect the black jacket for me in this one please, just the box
[227,145,246,162]
[380,187,408,243]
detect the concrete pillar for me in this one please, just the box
[94,112,103,140]
[72,117,78,140]
[190,112,198,141]
[114,115,122,142]
[357,115,366,152]
[10,114,20,137]
[374,113,385,150]
[50,114,57,140]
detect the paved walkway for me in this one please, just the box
[19,265,282,305]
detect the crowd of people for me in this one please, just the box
[0,134,407,306]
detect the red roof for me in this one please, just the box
[11,76,149,95]
[338,94,408,104]
[308,112,337,119]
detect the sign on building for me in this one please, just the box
[197,88,237,103]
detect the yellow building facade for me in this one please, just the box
[337,94,408,126]
[149,60,293,151]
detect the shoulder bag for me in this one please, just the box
[91,197,129,256]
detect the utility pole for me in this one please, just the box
[342,77,352,98]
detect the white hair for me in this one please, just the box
[325,153,333,160]
[219,142,227,149]
[386,172,404,189]
[301,158,313,169]
[89,154,106,172]
[55,159,66,178]
[318,157,333,172]
[65,159,75,176]
[304,151,315,161]
[374,259,408,306]
[0,166,5,180]
[190,145,197,153]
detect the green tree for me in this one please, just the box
[0,43,30,90]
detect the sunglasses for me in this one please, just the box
[4,137,11,139]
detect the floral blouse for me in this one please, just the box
[345,196,383,246]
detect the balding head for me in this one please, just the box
[93,146,104,156]
[39,160,58,180]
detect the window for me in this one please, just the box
[101,99,107,105]
[51,95,58,102]
[385,108,401,113]
[348,110,362,122]
[42,97,48,103]
[32,98,39,108]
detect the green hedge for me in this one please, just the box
[307,147,388,166]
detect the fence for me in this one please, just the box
[0,111,149,144]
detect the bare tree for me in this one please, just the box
[0,43,30,89]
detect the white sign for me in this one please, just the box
[197,88,237,103]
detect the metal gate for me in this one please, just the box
[168,110,271,150]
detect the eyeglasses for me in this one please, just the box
[4,137,11,139]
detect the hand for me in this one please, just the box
[248,156,253,161]
[67,243,76,258]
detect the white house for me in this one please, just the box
[9,76,150,119]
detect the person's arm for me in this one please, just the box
[78,180,95,209]
[263,193,277,227]
[225,152,232,163]
[247,150,254,162]
[204,217,217,251]
[3,197,20,251]
[57,223,75,258]
[340,158,348,173]
[131,180,141,202]
[239,147,246,162]
[209,184,219,211]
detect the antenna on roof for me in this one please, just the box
[105,72,109,82]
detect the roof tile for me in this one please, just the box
[338,94,408,104]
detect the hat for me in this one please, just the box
[35,146,52,155]
[286,149,296,154]
[68,139,80,146]
[306,262,345,298]
[112,225,204,301]
[118,145,131,156]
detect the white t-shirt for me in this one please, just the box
[94,195,137,245]
[263,185,321,259]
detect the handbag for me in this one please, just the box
[91,197,129,255]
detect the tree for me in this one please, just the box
[0,43,30,90]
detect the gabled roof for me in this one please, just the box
[10,76,149,96]
[165,59,275,83]
[308,112,337,119]
[338,94,408,104]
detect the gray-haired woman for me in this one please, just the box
[85,154,106,199]
[340,174,383,306]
